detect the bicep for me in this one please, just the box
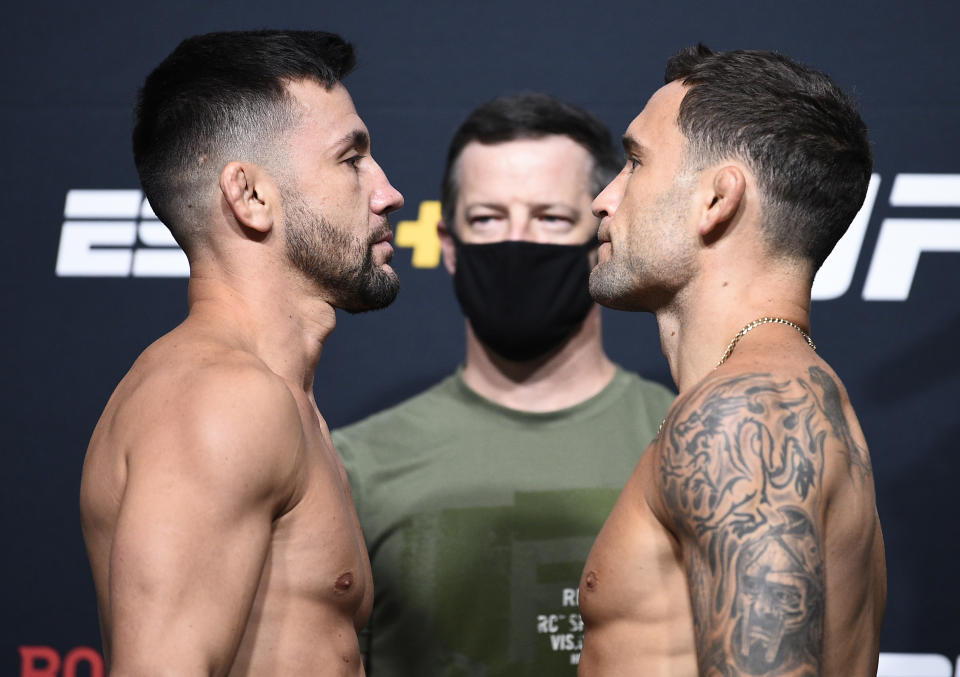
[108,380,300,674]
[108,450,276,674]
[657,373,829,676]
[680,501,824,676]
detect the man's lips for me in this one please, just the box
[370,227,394,245]
[369,226,395,264]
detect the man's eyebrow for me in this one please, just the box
[335,129,370,153]
[465,201,579,214]
[622,135,645,160]
[530,201,579,214]
[464,202,508,211]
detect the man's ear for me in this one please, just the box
[698,165,745,240]
[438,220,456,275]
[219,162,277,236]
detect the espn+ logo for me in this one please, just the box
[55,173,960,302]
[55,190,187,278]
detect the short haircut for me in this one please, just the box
[440,93,621,228]
[665,44,872,271]
[132,30,356,254]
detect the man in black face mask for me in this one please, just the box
[333,94,675,676]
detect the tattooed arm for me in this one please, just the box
[655,370,847,677]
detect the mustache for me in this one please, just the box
[367,220,393,246]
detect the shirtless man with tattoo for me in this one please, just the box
[581,45,886,676]
[79,31,403,675]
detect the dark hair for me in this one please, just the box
[132,30,356,254]
[664,44,872,271]
[440,93,621,228]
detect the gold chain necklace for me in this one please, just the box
[658,317,816,438]
[716,316,816,368]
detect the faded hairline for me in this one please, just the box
[170,87,310,256]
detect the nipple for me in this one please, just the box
[585,571,599,591]
[334,572,354,593]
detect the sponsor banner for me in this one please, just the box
[14,646,960,676]
[55,175,960,303]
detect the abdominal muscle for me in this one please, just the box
[578,453,699,677]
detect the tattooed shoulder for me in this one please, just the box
[656,367,867,675]
[804,366,872,477]
[659,367,870,538]
[660,371,820,537]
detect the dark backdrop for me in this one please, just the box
[3,2,958,675]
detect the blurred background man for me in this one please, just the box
[334,93,674,675]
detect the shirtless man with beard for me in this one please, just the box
[579,45,885,676]
[80,30,403,676]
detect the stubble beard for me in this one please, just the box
[589,176,696,312]
[283,194,400,314]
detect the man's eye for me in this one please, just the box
[540,215,572,225]
[469,216,498,225]
[628,157,642,171]
[345,155,365,170]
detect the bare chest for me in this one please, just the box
[578,455,698,673]
[259,420,373,627]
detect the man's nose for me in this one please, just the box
[372,165,404,215]
[593,170,628,220]
[505,218,529,241]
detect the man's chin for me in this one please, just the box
[336,270,400,314]
[588,271,655,312]
[589,268,631,310]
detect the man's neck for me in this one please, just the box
[461,305,617,413]
[656,266,812,393]
[185,264,337,394]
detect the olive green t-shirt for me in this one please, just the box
[333,366,674,677]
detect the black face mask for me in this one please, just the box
[452,238,596,362]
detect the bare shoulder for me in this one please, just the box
[795,361,872,479]
[647,359,878,675]
[110,335,305,501]
[80,335,313,672]
[652,360,872,525]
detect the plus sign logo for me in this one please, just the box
[395,200,443,268]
